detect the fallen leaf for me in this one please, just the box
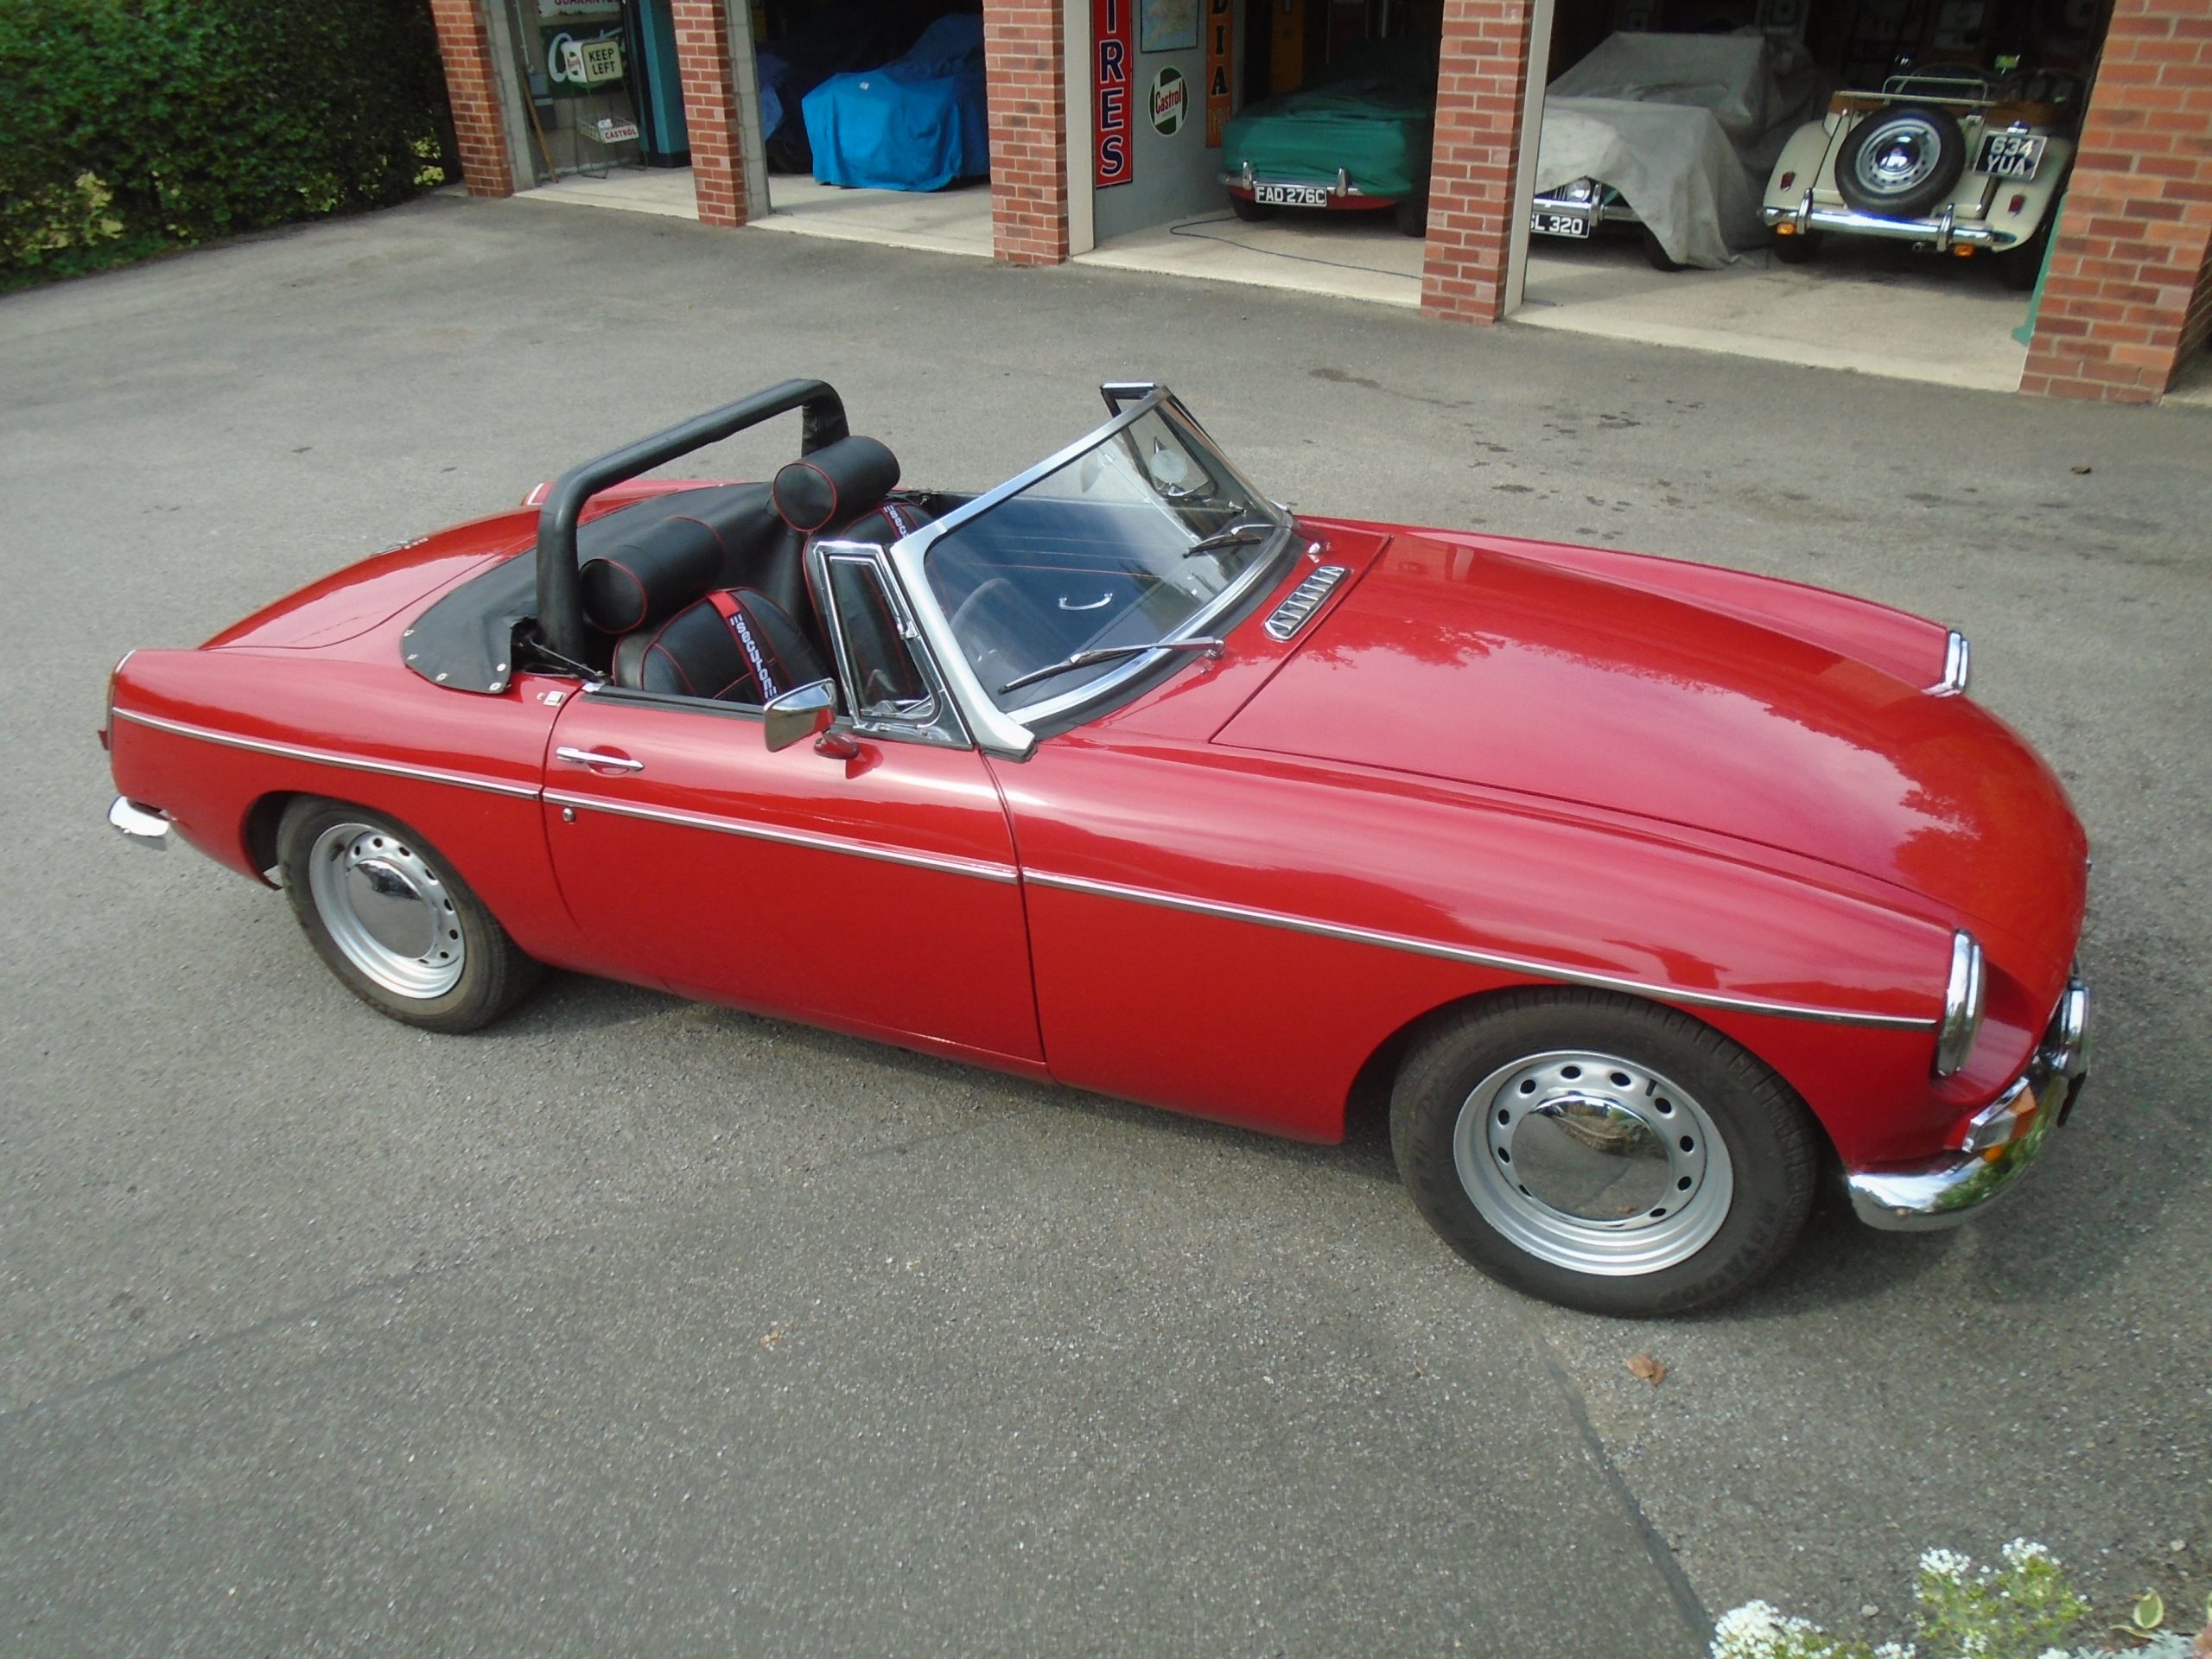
[2071,463,2094,475]
[1627,1351,1666,1385]
[2136,1591,2166,1631]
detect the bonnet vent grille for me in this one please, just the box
[1263,565,1349,642]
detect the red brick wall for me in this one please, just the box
[2020,1,2212,401]
[428,0,516,198]
[984,0,1071,264]
[1420,0,1535,322]
[674,0,751,227]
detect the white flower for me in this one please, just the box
[1918,1547,1974,1582]
[1711,1601,1787,1659]
[2001,1538,2056,1568]
[1873,1643,1918,1659]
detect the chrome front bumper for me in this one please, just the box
[1221,164,1378,202]
[1847,974,2089,1230]
[1532,184,1639,227]
[108,795,170,849]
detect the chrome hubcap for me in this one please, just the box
[1452,1050,1733,1276]
[1861,121,1938,192]
[306,823,464,999]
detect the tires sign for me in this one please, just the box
[1095,0,1134,187]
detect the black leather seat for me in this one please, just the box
[581,435,925,707]
[611,587,829,705]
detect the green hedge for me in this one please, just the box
[3,0,454,284]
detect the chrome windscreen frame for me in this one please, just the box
[877,385,1294,760]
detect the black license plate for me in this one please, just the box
[1976,131,2046,181]
[1254,181,1331,207]
[1529,208,1592,238]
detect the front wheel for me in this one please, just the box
[1640,227,1686,271]
[278,798,541,1033]
[1390,990,1819,1316]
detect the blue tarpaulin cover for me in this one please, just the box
[802,14,989,191]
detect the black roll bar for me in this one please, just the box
[534,378,849,663]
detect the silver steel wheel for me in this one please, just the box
[302,821,466,1000]
[1854,115,1943,197]
[1451,1049,1735,1277]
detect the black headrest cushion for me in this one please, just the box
[771,435,900,533]
[580,513,724,632]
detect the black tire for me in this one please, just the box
[1395,194,1429,238]
[1771,229,1824,264]
[1230,194,1274,222]
[1389,989,1820,1317]
[1994,219,2052,291]
[1640,226,1686,271]
[1834,103,1968,219]
[277,797,541,1033]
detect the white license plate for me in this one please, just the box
[1530,208,1592,238]
[1254,181,1332,207]
[1976,131,2046,181]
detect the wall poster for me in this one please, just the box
[1139,0,1198,53]
[1204,0,1231,146]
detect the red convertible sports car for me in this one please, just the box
[102,381,2091,1315]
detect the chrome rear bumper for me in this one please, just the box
[108,795,170,849]
[1847,974,2088,1230]
[1764,194,2009,251]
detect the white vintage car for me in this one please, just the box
[1761,64,2081,288]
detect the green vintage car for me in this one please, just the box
[1221,38,1439,236]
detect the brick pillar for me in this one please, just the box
[2020,2,2212,402]
[1420,0,1535,322]
[674,0,751,226]
[984,0,1071,264]
[428,0,516,198]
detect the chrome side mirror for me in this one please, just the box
[763,679,845,753]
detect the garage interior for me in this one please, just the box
[1081,0,2113,392]
[512,0,998,258]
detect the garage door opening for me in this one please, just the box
[752,0,996,257]
[1074,0,1440,304]
[1514,0,2113,391]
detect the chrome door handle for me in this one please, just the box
[556,746,645,773]
[1058,592,1114,612]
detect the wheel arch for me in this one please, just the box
[1344,982,1840,1162]
[242,791,297,887]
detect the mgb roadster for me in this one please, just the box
[103,381,2091,1315]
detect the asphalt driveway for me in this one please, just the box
[2,195,2207,1658]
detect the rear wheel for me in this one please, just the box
[1395,195,1429,238]
[1230,195,1274,222]
[1390,990,1819,1315]
[278,798,540,1033]
[1771,229,1824,264]
[1995,219,2052,291]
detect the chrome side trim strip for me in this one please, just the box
[1025,870,1938,1028]
[543,788,1019,883]
[111,709,541,800]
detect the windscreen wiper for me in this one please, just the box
[1182,521,1277,558]
[999,637,1224,696]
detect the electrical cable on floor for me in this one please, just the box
[1165,213,1411,279]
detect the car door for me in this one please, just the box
[538,612,1042,1068]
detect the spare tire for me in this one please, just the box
[1834,104,1968,219]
